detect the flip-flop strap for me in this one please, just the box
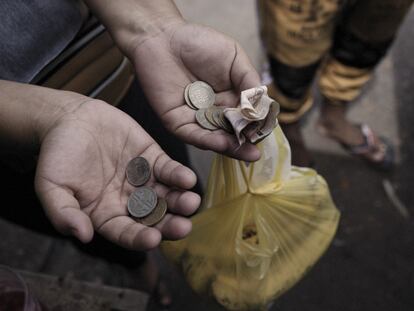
[346,124,387,162]
[346,124,374,154]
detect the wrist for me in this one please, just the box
[83,0,186,59]
[115,14,186,59]
[34,92,90,145]
[0,81,86,153]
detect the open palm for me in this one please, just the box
[35,100,200,250]
[132,23,261,161]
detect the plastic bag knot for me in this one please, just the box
[247,181,282,195]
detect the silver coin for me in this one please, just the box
[126,157,151,186]
[184,84,197,110]
[127,186,158,218]
[188,81,215,109]
[195,109,218,130]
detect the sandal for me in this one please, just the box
[318,123,394,170]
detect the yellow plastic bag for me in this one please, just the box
[162,126,340,310]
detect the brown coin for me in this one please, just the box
[204,106,220,127]
[188,81,215,109]
[212,107,232,133]
[212,110,224,128]
[137,198,167,226]
[126,157,151,186]
[184,84,197,110]
[195,109,218,130]
[214,109,234,133]
[218,111,234,133]
[127,186,158,218]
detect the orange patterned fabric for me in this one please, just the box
[259,0,413,120]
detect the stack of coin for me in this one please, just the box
[184,81,215,110]
[125,157,167,226]
[185,81,233,133]
[196,106,233,133]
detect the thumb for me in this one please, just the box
[35,179,94,243]
[231,42,261,92]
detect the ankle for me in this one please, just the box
[320,103,348,129]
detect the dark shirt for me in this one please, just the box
[0,0,86,82]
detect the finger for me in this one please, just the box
[151,152,197,190]
[174,122,261,161]
[35,178,94,243]
[163,105,261,161]
[152,183,201,216]
[155,214,193,240]
[97,215,162,250]
[231,43,261,92]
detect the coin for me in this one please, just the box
[195,109,218,130]
[212,111,223,128]
[126,157,151,186]
[137,198,167,226]
[188,81,215,109]
[127,186,158,218]
[214,109,233,133]
[211,107,225,129]
[204,106,220,127]
[184,84,197,110]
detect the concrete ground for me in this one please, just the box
[0,1,413,311]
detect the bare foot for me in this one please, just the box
[319,101,394,169]
[319,103,365,146]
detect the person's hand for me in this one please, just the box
[130,23,262,161]
[35,99,200,250]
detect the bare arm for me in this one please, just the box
[0,80,85,152]
[82,0,184,57]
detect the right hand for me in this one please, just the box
[129,22,262,161]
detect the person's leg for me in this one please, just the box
[318,0,413,168]
[258,0,343,166]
